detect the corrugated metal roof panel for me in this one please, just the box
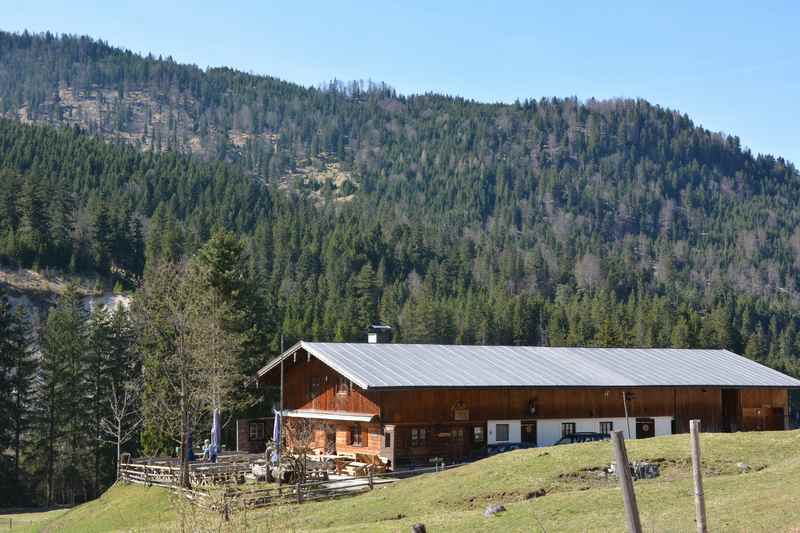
[280,343,800,389]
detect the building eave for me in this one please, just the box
[256,341,371,389]
[282,409,377,423]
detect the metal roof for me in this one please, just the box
[258,342,800,390]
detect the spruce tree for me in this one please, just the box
[100,302,141,479]
[4,304,36,505]
[33,286,89,505]
[0,288,35,503]
[354,263,379,329]
[86,305,114,497]
[17,174,49,266]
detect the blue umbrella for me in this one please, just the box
[272,409,281,462]
[210,408,221,462]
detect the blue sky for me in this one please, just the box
[4,1,799,163]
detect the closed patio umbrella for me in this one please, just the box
[210,408,221,462]
[272,409,281,462]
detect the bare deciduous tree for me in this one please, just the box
[284,418,316,483]
[134,261,244,488]
[100,380,143,479]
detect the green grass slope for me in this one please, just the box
[268,430,800,532]
[11,484,175,533]
[14,430,800,532]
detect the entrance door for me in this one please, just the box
[470,424,487,458]
[636,418,655,439]
[380,425,395,469]
[450,427,466,462]
[521,420,537,446]
[324,425,336,455]
[722,389,739,432]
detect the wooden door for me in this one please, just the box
[450,427,466,462]
[470,424,486,458]
[521,420,537,446]
[636,418,655,439]
[722,389,739,432]
[324,426,336,455]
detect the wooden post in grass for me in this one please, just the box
[297,477,302,504]
[611,430,642,533]
[690,419,708,533]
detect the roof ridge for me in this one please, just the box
[257,342,800,389]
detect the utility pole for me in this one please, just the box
[279,334,285,456]
[611,430,642,533]
[277,335,285,488]
[690,419,708,533]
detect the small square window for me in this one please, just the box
[307,376,321,400]
[562,423,576,437]
[600,421,614,434]
[350,425,363,447]
[473,426,485,443]
[495,423,510,442]
[411,428,427,447]
[249,422,265,441]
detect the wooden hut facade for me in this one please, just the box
[257,342,799,467]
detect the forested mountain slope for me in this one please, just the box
[1,30,800,371]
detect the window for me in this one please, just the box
[411,428,427,447]
[307,376,321,400]
[349,425,363,447]
[337,376,351,395]
[495,423,510,442]
[249,422,265,441]
[384,431,391,448]
[562,423,576,437]
[451,428,464,441]
[473,426,485,443]
[600,421,614,434]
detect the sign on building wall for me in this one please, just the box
[452,400,469,421]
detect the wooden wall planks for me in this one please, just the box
[280,349,380,415]
[271,350,791,437]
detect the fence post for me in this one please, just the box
[368,468,374,490]
[296,478,302,504]
[690,420,708,533]
[610,430,643,533]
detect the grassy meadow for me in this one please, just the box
[6,430,800,532]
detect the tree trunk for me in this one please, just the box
[180,426,190,488]
[94,384,100,498]
[47,419,54,507]
[13,390,21,506]
[179,380,190,489]
[116,419,122,481]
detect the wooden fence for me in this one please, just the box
[119,462,463,512]
[129,453,266,467]
[0,517,33,530]
[121,461,257,489]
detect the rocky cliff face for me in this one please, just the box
[2,83,276,160]
[1,268,130,329]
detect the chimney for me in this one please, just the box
[367,323,392,344]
